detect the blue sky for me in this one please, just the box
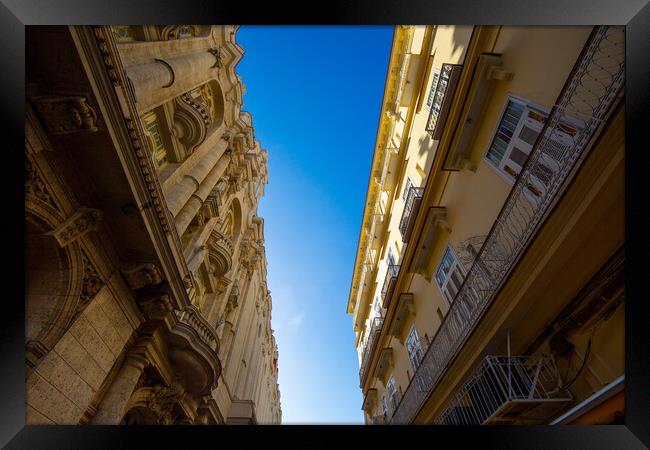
[236,26,393,423]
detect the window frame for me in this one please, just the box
[406,325,424,371]
[482,94,551,183]
[434,245,466,306]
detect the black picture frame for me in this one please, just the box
[2,1,648,448]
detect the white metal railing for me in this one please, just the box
[359,315,385,386]
[381,264,400,303]
[389,26,624,425]
[399,186,424,239]
[435,355,572,425]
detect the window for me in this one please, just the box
[406,325,424,371]
[485,96,582,193]
[142,111,168,169]
[435,245,465,305]
[387,247,396,267]
[380,395,387,419]
[425,69,441,110]
[373,297,383,317]
[402,177,414,201]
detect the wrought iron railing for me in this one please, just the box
[399,186,424,239]
[435,355,572,425]
[359,315,385,386]
[425,63,462,139]
[389,26,624,425]
[381,264,400,303]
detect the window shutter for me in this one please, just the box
[502,106,547,178]
[402,177,414,201]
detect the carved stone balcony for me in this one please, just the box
[168,304,221,395]
[207,230,233,277]
[359,315,384,387]
[174,305,219,353]
[399,186,424,242]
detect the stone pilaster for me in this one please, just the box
[91,349,149,424]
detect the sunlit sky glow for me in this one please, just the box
[237,26,393,423]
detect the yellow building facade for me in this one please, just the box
[348,25,624,425]
[25,25,281,425]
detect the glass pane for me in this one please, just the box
[487,100,525,165]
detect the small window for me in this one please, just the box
[373,297,382,317]
[142,110,168,169]
[435,245,465,305]
[380,395,387,418]
[387,247,396,267]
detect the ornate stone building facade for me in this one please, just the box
[25,25,281,425]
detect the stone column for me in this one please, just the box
[127,51,220,113]
[175,154,231,236]
[91,350,149,424]
[165,138,230,217]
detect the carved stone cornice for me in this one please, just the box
[123,116,172,233]
[50,207,103,247]
[30,94,99,135]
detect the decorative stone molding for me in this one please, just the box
[121,262,163,290]
[93,27,122,86]
[123,117,171,232]
[207,230,233,277]
[148,381,186,425]
[160,25,209,41]
[30,95,99,134]
[226,281,240,311]
[173,91,211,152]
[78,252,105,312]
[25,340,49,368]
[25,157,56,208]
[138,294,173,320]
[50,207,103,247]
[208,47,223,68]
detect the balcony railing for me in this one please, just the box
[359,315,384,386]
[381,264,400,305]
[435,355,572,425]
[389,26,624,425]
[425,63,462,140]
[399,186,424,241]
